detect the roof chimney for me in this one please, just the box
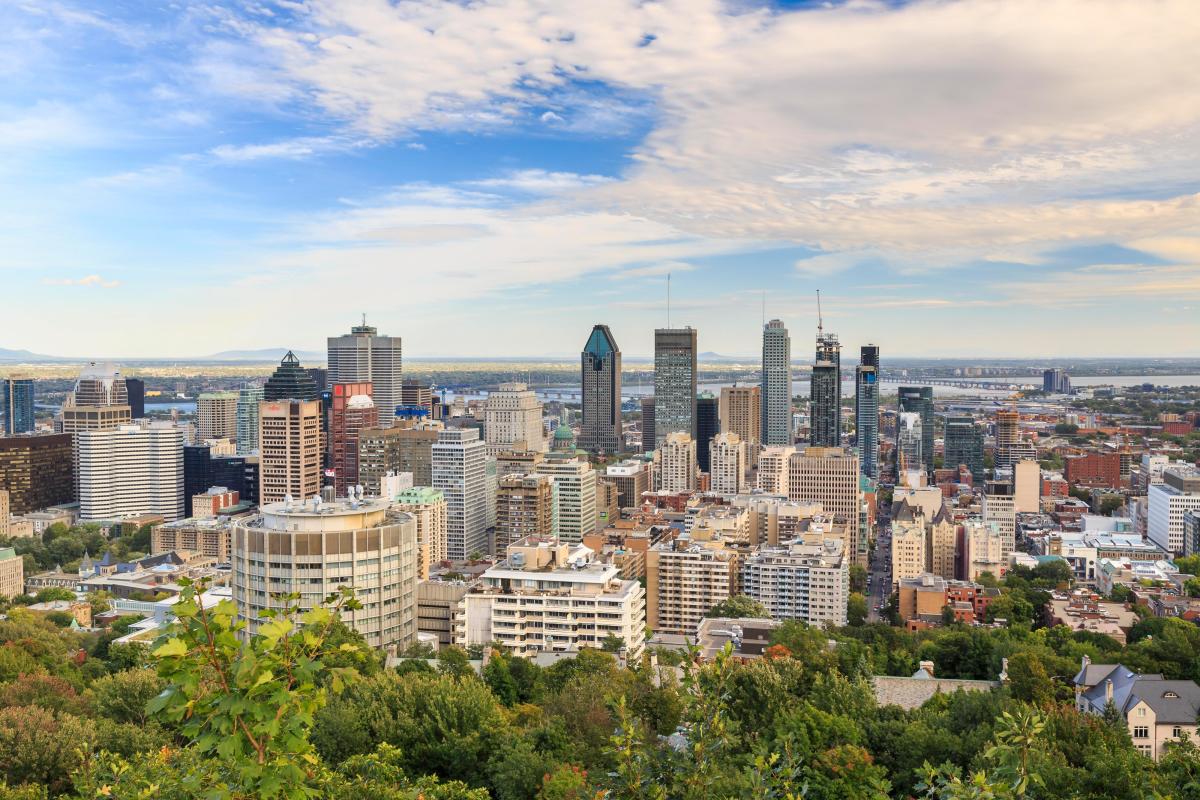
[1105,679,1114,704]
[919,660,935,677]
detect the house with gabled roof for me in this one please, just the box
[1074,656,1200,759]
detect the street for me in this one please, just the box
[866,512,892,623]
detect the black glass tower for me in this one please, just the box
[579,324,622,455]
[1,379,35,435]
[696,393,719,472]
[264,352,320,401]
[898,386,935,474]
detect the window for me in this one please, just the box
[1137,707,1147,717]
[1173,726,1183,738]
[1133,726,1149,739]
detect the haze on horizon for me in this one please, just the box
[1,0,1198,359]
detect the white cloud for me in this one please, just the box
[209,136,361,162]
[44,274,121,288]
[615,260,696,279]
[467,169,613,194]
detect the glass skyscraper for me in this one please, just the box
[0,379,34,435]
[761,319,792,446]
[653,328,697,448]
[854,345,879,478]
[696,392,719,472]
[897,386,934,474]
[944,415,984,482]
[810,329,841,447]
[579,324,622,455]
[236,386,265,455]
[264,352,320,401]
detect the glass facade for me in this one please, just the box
[898,386,934,474]
[653,328,697,447]
[1,379,34,435]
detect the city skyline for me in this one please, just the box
[1,1,1198,358]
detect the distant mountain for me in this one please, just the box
[0,347,60,362]
[698,351,755,363]
[205,348,325,362]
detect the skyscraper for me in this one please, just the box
[897,386,934,474]
[943,415,984,482]
[77,423,184,521]
[236,386,264,454]
[258,399,322,503]
[653,327,697,447]
[197,392,239,441]
[1,379,34,435]
[579,324,622,455]
[897,412,924,482]
[535,453,598,541]
[432,427,488,560]
[854,345,879,478]
[640,397,655,454]
[994,408,1020,471]
[0,434,73,514]
[1043,368,1071,394]
[709,432,746,495]
[329,382,378,496]
[484,382,544,456]
[787,446,865,566]
[719,385,760,471]
[696,392,719,472]
[125,378,145,419]
[496,474,557,549]
[761,319,792,446]
[327,319,403,426]
[656,432,697,492]
[263,352,320,401]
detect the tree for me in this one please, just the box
[1099,495,1125,516]
[848,593,869,627]
[1005,652,1055,706]
[32,588,73,604]
[849,563,868,594]
[92,667,164,726]
[1185,577,1200,599]
[147,581,364,799]
[601,634,626,653]
[0,706,95,794]
[705,595,769,619]
[437,646,475,680]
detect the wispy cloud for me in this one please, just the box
[44,274,122,288]
[466,169,613,194]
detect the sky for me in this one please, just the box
[1,0,1198,360]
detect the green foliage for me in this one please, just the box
[849,563,868,594]
[848,593,869,627]
[91,667,163,725]
[0,705,95,795]
[704,594,769,619]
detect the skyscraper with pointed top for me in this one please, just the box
[579,324,622,455]
[327,317,403,427]
[264,352,320,401]
[810,297,841,446]
[761,319,792,446]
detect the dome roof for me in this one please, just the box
[553,424,574,440]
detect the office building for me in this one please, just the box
[897,386,934,475]
[535,452,597,542]
[982,483,1017,564]
[496,449,544,478]
[78,423,184,521]
[153,515,240,562]
[329,382,378,496]
[605,459,651,508]
[327,319,403,426]
[392,487,448,578]
[646,530,739,635]
[197,392,239,441]
[787,446,865,566]
[464,537,646,658]
[655,432,697,493]
[963,519,1007,580]
[258,399,322,504]
[71,363,129,406]
[495,474,556,549]
[231,496,418,651]
[399,380,436,419]
[125,378,145,419]
[0,547,23,600]
[897,412,924,484]
[809,362,840,447]
[761,319,792,446]
[994,408,1020,470]
[653,327,698,446]
[484,382,544,456]
[579,324,622,455]
[943,416,984,482]
[183,446,258,512]
[1043,368,1072,394]
[358,420,441,493]
[432,427,489,560]
[235,386,264,455]
[263,352,320,402]
[743,540,847,626]
[696,392,719,472]
[1065,452,1123,490]
[757,445,795,495]
[1148,468,1200,555]
[1,379,34,435]
[854,345,879,478]
[596,479,620,528]
[640,397,655,454]
[891,507,928,588]
[0,437,69,517]
[192,486,240,518]
[719,385,760,472]
[709,432,746,495]
[1013,460,1040,513]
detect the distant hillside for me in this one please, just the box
[0,347,60,362]
[205,348,325,362]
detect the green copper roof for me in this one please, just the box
[554,423,575,440]
[395,487,445,504]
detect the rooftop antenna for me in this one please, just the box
[816,289,823,337]
[362,312,367,327]
[762,289,766,327]
[667,272,672,328]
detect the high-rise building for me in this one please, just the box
[232,496,418,650]
[535,453,598,542]
[787,446,865,566]
[640,397,656,454]
[757,445,795,495]
[399,380,435,420]
[184,445,258,512]
[719,385,760,473]
[743,540,847,626]
[963,519,1006,580]
[77,423,184,521]
[646,531,738,635]
[1043,368,1072,394]
[854,345,879,478]
[927,503,958,580]
[329,382,378,496]
[263,352,320,402]
[496,473,556,549]
[696,392,719,472]
[579,324,622,455]
[810,325,841,447]
[982,483,1016,565]
[197,392,239,442]
[71,363,128,406]
[605,459,652,509]
[897,412,924,483]
[890,502,928,588]
[358,420,442,493]
[655,432,697,493]
[432,427,489,559]
[653,328,698,447]
[709,432,745,495]
[484,382,544,456]
[0,546,23,600]
[1013,460,1040,513]
[327,319,403,426]
[761,319,792,446]
[1,379,35,435]
[897,387,934,475]
[236,386,265,455]
[125,378,145,419]
[0,434,73,514]
[943,415,984,482]
[1147,468,1200,555]
[258,399,322,503]
[994,408,1020,471]
[393,487,448,578]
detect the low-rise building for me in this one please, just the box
[897,573,998,627]
[1045,589,1140,644]
[1074,659,1200,759]
[417,579,469,649]
[0,547,23,599]
[1096,558,1187,596]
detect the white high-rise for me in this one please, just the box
[535,453,597,541]
[709,432,746,495]
[982,489,1017,564]
[432,427,489,560]
[757,446,796,495]
[484,382,544,456]
[743,540,847,626]
[761,319,792,446]
[655,432,697,492]
[197,392,239,441]
[1148,468,1200,555]
[327,319,403,427]
[236,386,264,454]
[78,423,184,521]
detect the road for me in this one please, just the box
[866,513,892,623]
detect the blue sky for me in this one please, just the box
[1,0,1198,359]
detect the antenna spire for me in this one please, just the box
[667,272,672,328]
[816,289,823,336]
[762,289,766,327]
